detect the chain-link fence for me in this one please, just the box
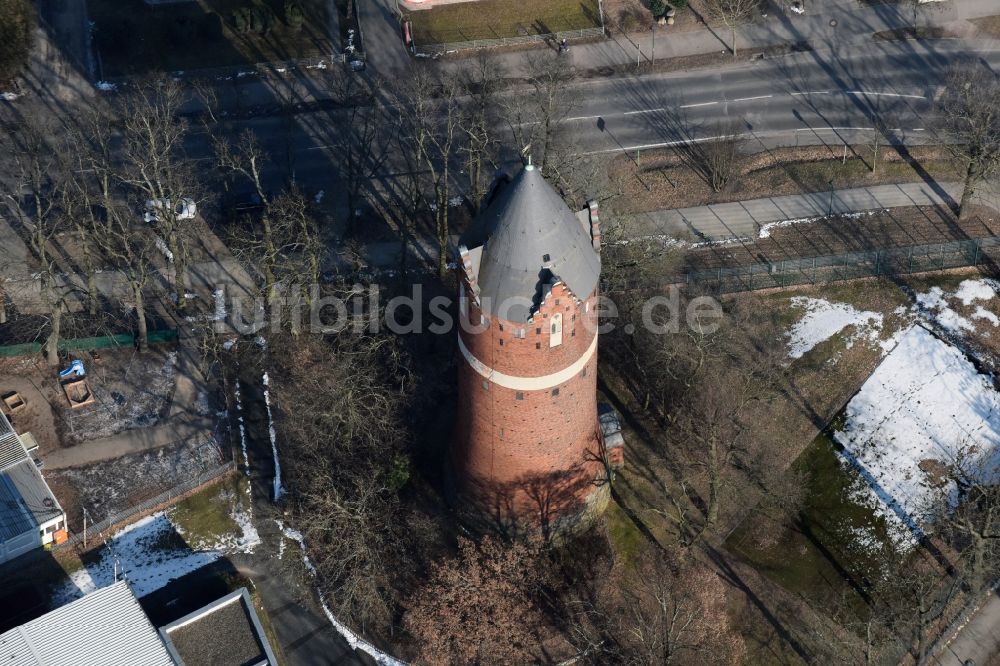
[55,461,236,551]
[607,237,1000,294]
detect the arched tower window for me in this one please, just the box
[550,313,563,347]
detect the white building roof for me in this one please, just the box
[0,581,176,666]
[0,412,63,542]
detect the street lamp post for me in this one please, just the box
[828,180,835,216]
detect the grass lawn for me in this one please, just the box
[404,0,602,45]
[168,475,248,549]
[88,0,332,76]
[971,15,1000,39]
[726,430,901,620]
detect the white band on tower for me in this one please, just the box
[458,333,597,391]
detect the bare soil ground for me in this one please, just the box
[608,144,964,215]
[46,431,225,532]
[0,345,181,450]
[682,204,1000,272]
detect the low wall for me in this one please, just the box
[412,26,605,55]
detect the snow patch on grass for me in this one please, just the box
[833,325,1000,545]
[915,279,1000,334]
[786,297,884,359]
[51,513,224,604]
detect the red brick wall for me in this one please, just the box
[453,276,603,523]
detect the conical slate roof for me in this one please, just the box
[460,165,600,323]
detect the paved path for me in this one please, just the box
[631,181,968,241]
[365,0,1000,79]
[931,588,1000,666]
[43,415,214,469]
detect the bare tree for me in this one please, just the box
[118,77,199,307]
[1,115,71,365]
[459,52,507,212]
[502,53,578,176]
[620,553,745,665]
[269,331,412,631]
[703,0,759,58]
[397,66,462,279]
[322,72,394,236]
[934,63,1000,218]
[404,536,554,665]
[91,199,157,351]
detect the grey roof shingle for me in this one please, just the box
[0,581,176,666]
[460,165,600,322]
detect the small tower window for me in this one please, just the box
[482,380,489,390]
[550,313,563,347]
[499,339,504,346]
[536,328,541,335]
[516,392,524,400]
[585,302,590,313]
[535,343,541,349]
[543,253,551,262]
[499,323,504,331]
[552,388,560,397]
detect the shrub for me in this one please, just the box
[650,0,667,16]
[284,0,303,30]
[0,0,35,83]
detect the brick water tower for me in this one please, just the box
[452,164,620,535]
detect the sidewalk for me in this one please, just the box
[633,181,967,241]
[412,0,1000,78]
[930,588,1000,666]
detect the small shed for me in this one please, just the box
[598,402,625,469]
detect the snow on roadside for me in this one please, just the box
[234,378,250,475]
[276,520,407,666]
[262,372,285,500]
[785,297,884,359]
[833,325,1000,545]
[759,209,889,239]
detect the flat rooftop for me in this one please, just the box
[160,588,276,666]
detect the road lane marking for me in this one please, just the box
[846,91,926,99]
[623,107,666,115]
[732,95,773,102]
[679,101,718,108]
[790,91,829,95]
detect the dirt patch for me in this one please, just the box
[0,373,59,455]
[52,346,181,446]
[873,26,956,40]
[608,144,964,215]
[46,432,225,532]
[970,15,1000,39]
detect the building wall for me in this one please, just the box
[0,528,41,565]
[453,280,604,529]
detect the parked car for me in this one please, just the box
[143,198,197,223]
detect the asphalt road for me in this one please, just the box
[190,41,1000,197]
